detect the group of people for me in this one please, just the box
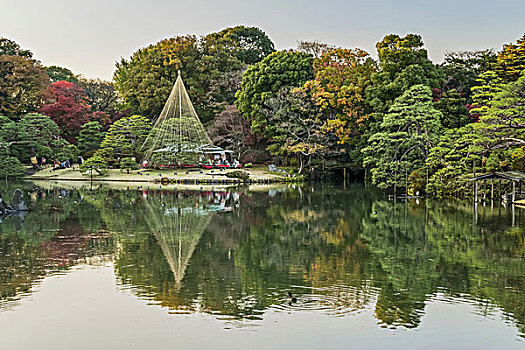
[205,158,240,167]
[53,156,84,170]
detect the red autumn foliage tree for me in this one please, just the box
[39,80,107,143]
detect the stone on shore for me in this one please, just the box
[12,189,29,211]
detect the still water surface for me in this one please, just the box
[0,181,523,349]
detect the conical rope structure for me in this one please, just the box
[140,193,215,287]
[141,71,213,166]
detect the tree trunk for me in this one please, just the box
[298,155,304,174]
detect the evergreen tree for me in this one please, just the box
[78,121,104,156]
[99,115,151,160]
[80,155,109,176]
[362,85,442,189]
[365,34,444,118]
[433,89,470,129]
[120,157,138,174]
[469,70,504,120]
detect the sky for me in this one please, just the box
[1,0,524,80]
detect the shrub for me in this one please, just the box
[225,170,250,181]
[120,157,138,174]
[80,155,109,176]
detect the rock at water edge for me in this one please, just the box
[12,189,28,211]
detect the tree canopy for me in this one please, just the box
[0,55,49,117]
[99,115,151,160]
[363,85,442,189]
[307,48,376,144]
[235,50,314,135]
[114,26,275,123]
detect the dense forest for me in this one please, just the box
[1,26,524,197]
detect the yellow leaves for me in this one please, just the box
[323,119,352,144]
[282,209,325,223]
[285,141,326,155]
[511,146,525,159]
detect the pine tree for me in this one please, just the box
[362,85,442,189]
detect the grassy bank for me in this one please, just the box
[23,165,297,185]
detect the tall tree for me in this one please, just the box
[307,48,376,144]
[235,50,314,135]
[17,113,63,160]
[39,81,92,143]
[114,35,202,120]
[203,26,275,65]
[480,72,525,150]
[77,121,105,156]
[263,87,328,173]
[297,40,334,58]
[426,73,525,196]
[365,34,444,124]
[469,70,505,120]
[207,105,254,160]
[494,34,525,83]
[77,77,118,114]
[46,66,78,83]
[440,50,496,100]
[362,85,442,189]
[0,55,49,117]
[435,50,497,129]
[433,89,470,129]
[0,37,33,58]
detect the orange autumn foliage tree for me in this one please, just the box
[306,48,376,144]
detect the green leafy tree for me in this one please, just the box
[120,157,138,174]
[235,50,314,135]
[0,37,33,57]
[469,70,504,119]
[426,127,481,197]
[79,155,109,176]
[433,89,470,129]
[426,72,525,197]
[0,113,71,166]
[54,138,78,162]
[100,115,151,160]
[479,72,525,149]
[77,121,104,156]
[440,49,496,101]
[114,27,274,124]
[203,25,275,65]
[45,65,78,83]
[365,34,444,129]
[114,35,202,119]
[17,113,62,159]
[0,55,50,117]
[433,51,496,130]
[0,116,28,166]
[362,85,442,189]
[0,147,25,177]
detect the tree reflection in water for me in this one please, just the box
[0,182,522,336]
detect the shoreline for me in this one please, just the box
[22,166,297,186]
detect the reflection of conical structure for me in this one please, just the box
[141,195,214,286]
[141,71,212,166]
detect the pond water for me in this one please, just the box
[0,181,523,349]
